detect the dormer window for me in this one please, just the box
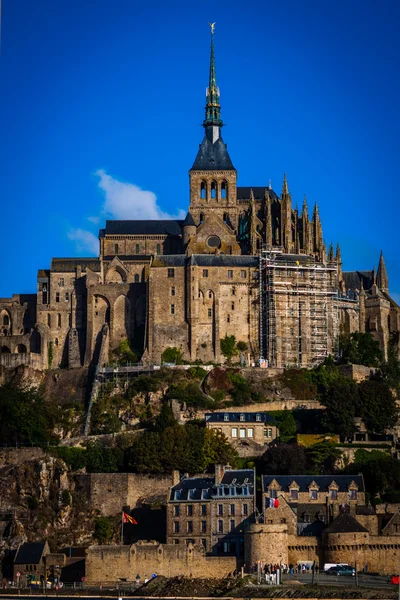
[269,489,277,499]
[174,490,182,500]
[256,414,261,422]
[224,414,229,422]
[329,489,338,500]
[309,489,318,500]
[349,489,357,500]
[189,489,196,499]
[290,488,298,500]
[240,414,245,422]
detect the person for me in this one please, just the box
[315,565,319,575]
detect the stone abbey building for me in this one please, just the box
[0,30,399,371]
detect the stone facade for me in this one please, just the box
[166,465,255,555]
[205,412,279,457]
[1,31,399,371]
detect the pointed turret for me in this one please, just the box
[328,242,334,262]
[312,202,323,259]
[280,174,292,253]
[264,189,272,248]
[191,24,235,171]
[336,243,344,291]
[377,250,389,292]
[302,195,311,254]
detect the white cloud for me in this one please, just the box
[95,169,185,220]
[68,170,185,254]
[67,228,98,254]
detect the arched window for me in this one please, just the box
[58,313,61,327]
[134,274,140,283]
[200,213,205,224]
[3,315,9,326]
[223,212,228,223]
[47,314,51,328]
[115,244,119,254]
[211,181,217,199]
[55,338,59,347]
[136,244,140,254]
[200,181,206,199]
[156,244,161,254]
[221,182,227,199]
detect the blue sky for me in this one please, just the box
[0,0,399,301]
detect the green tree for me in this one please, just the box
[236,341,248,353]
[320,377,359,441]
[268,410,297,443]
[161,346,184,365]
[0,383,58,445]
[154,402,177,432]
[203,429,238,469]
[260,443,308,475]
[378,337,400,392]
[227,371,251,404]
[220,335,238,364]
[306,441,342,474]
[338,332,382,367]
[85,441,123,473]
[358,379,398,433]
[347,450,400,498]
[94,517,114,544]
[113,339,138,364]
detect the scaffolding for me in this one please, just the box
[259,246,339,368]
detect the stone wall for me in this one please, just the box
[86,541,237,583]
[0,447,45,469]
[78,473,171,516]
[324,531,400,574]
[338,364,375,382]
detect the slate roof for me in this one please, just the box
[153,255,187,267]
[323,512,368,534]
[191,132,235,171]
[15,542,47,564]
[104,220,184,236]
[263,475,364,493]
[191,255,258,267]
[343,270,374,292]
[184,212,196,227]
[290,503,327,519]
[51,259,101,273]
[169,469,254,501]
[237,187,279,201]
[205,412,275,424]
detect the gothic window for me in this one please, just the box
[115,244,119,254]
[134,274,140,283]
[135,244,140,254]
[208,291,213,299]
[55,338,59,347]
[58,313,61,327]
[47,314,51,327]
[200,213,204,223]
[65,292,69,302]
[223,212,228,223]
[56,292,60,303]
[171,286,176,296]
[156,244,161,254]
[211,181,217,199]
[170,304,175,315]
[168,268,175,278]
[221,182,227,199]
[3,315,9,326]
[59,278,64,287]
[227,314,230,323]
[231,302,235,310]
[200,181,206,199]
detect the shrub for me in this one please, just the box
[49,446,86,470]
[112,339,138,364]
[161,347,184,365]
[94,517,114,544]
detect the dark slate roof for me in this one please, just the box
[343,270,374,292]
[184,212,196,227]
[191,133,235,171]
[324,512,368,534]
[105,220,183,236]
[263,475,364,493]
[290,503,327,521]
[51,258,100,273]
[169,469,254,501]
[15,542,47,564]
[103,255,152,262]
[191,255,258,267]
[237,187,279,201]
[170,476,214,501]
[205,412,275,424]
[153,255,187,267]
[37,269,50,279]
[220,469,254,487]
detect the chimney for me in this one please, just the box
[215,464,226,485]
[172,470,180,486]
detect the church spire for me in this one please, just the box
[377,250,389,292]
[203,23,223,129]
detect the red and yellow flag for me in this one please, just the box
[123,512,138,525]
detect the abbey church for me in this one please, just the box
[0,31,399,371]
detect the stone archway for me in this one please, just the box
[0,309,12,336]
[1,346,11,353]
[16,344,27,353]
[113,294,131,349]
[105,266,127,284]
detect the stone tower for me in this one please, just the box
[188,26,238,231]
[377,250,389,293]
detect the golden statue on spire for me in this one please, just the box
[208,22,216,34]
